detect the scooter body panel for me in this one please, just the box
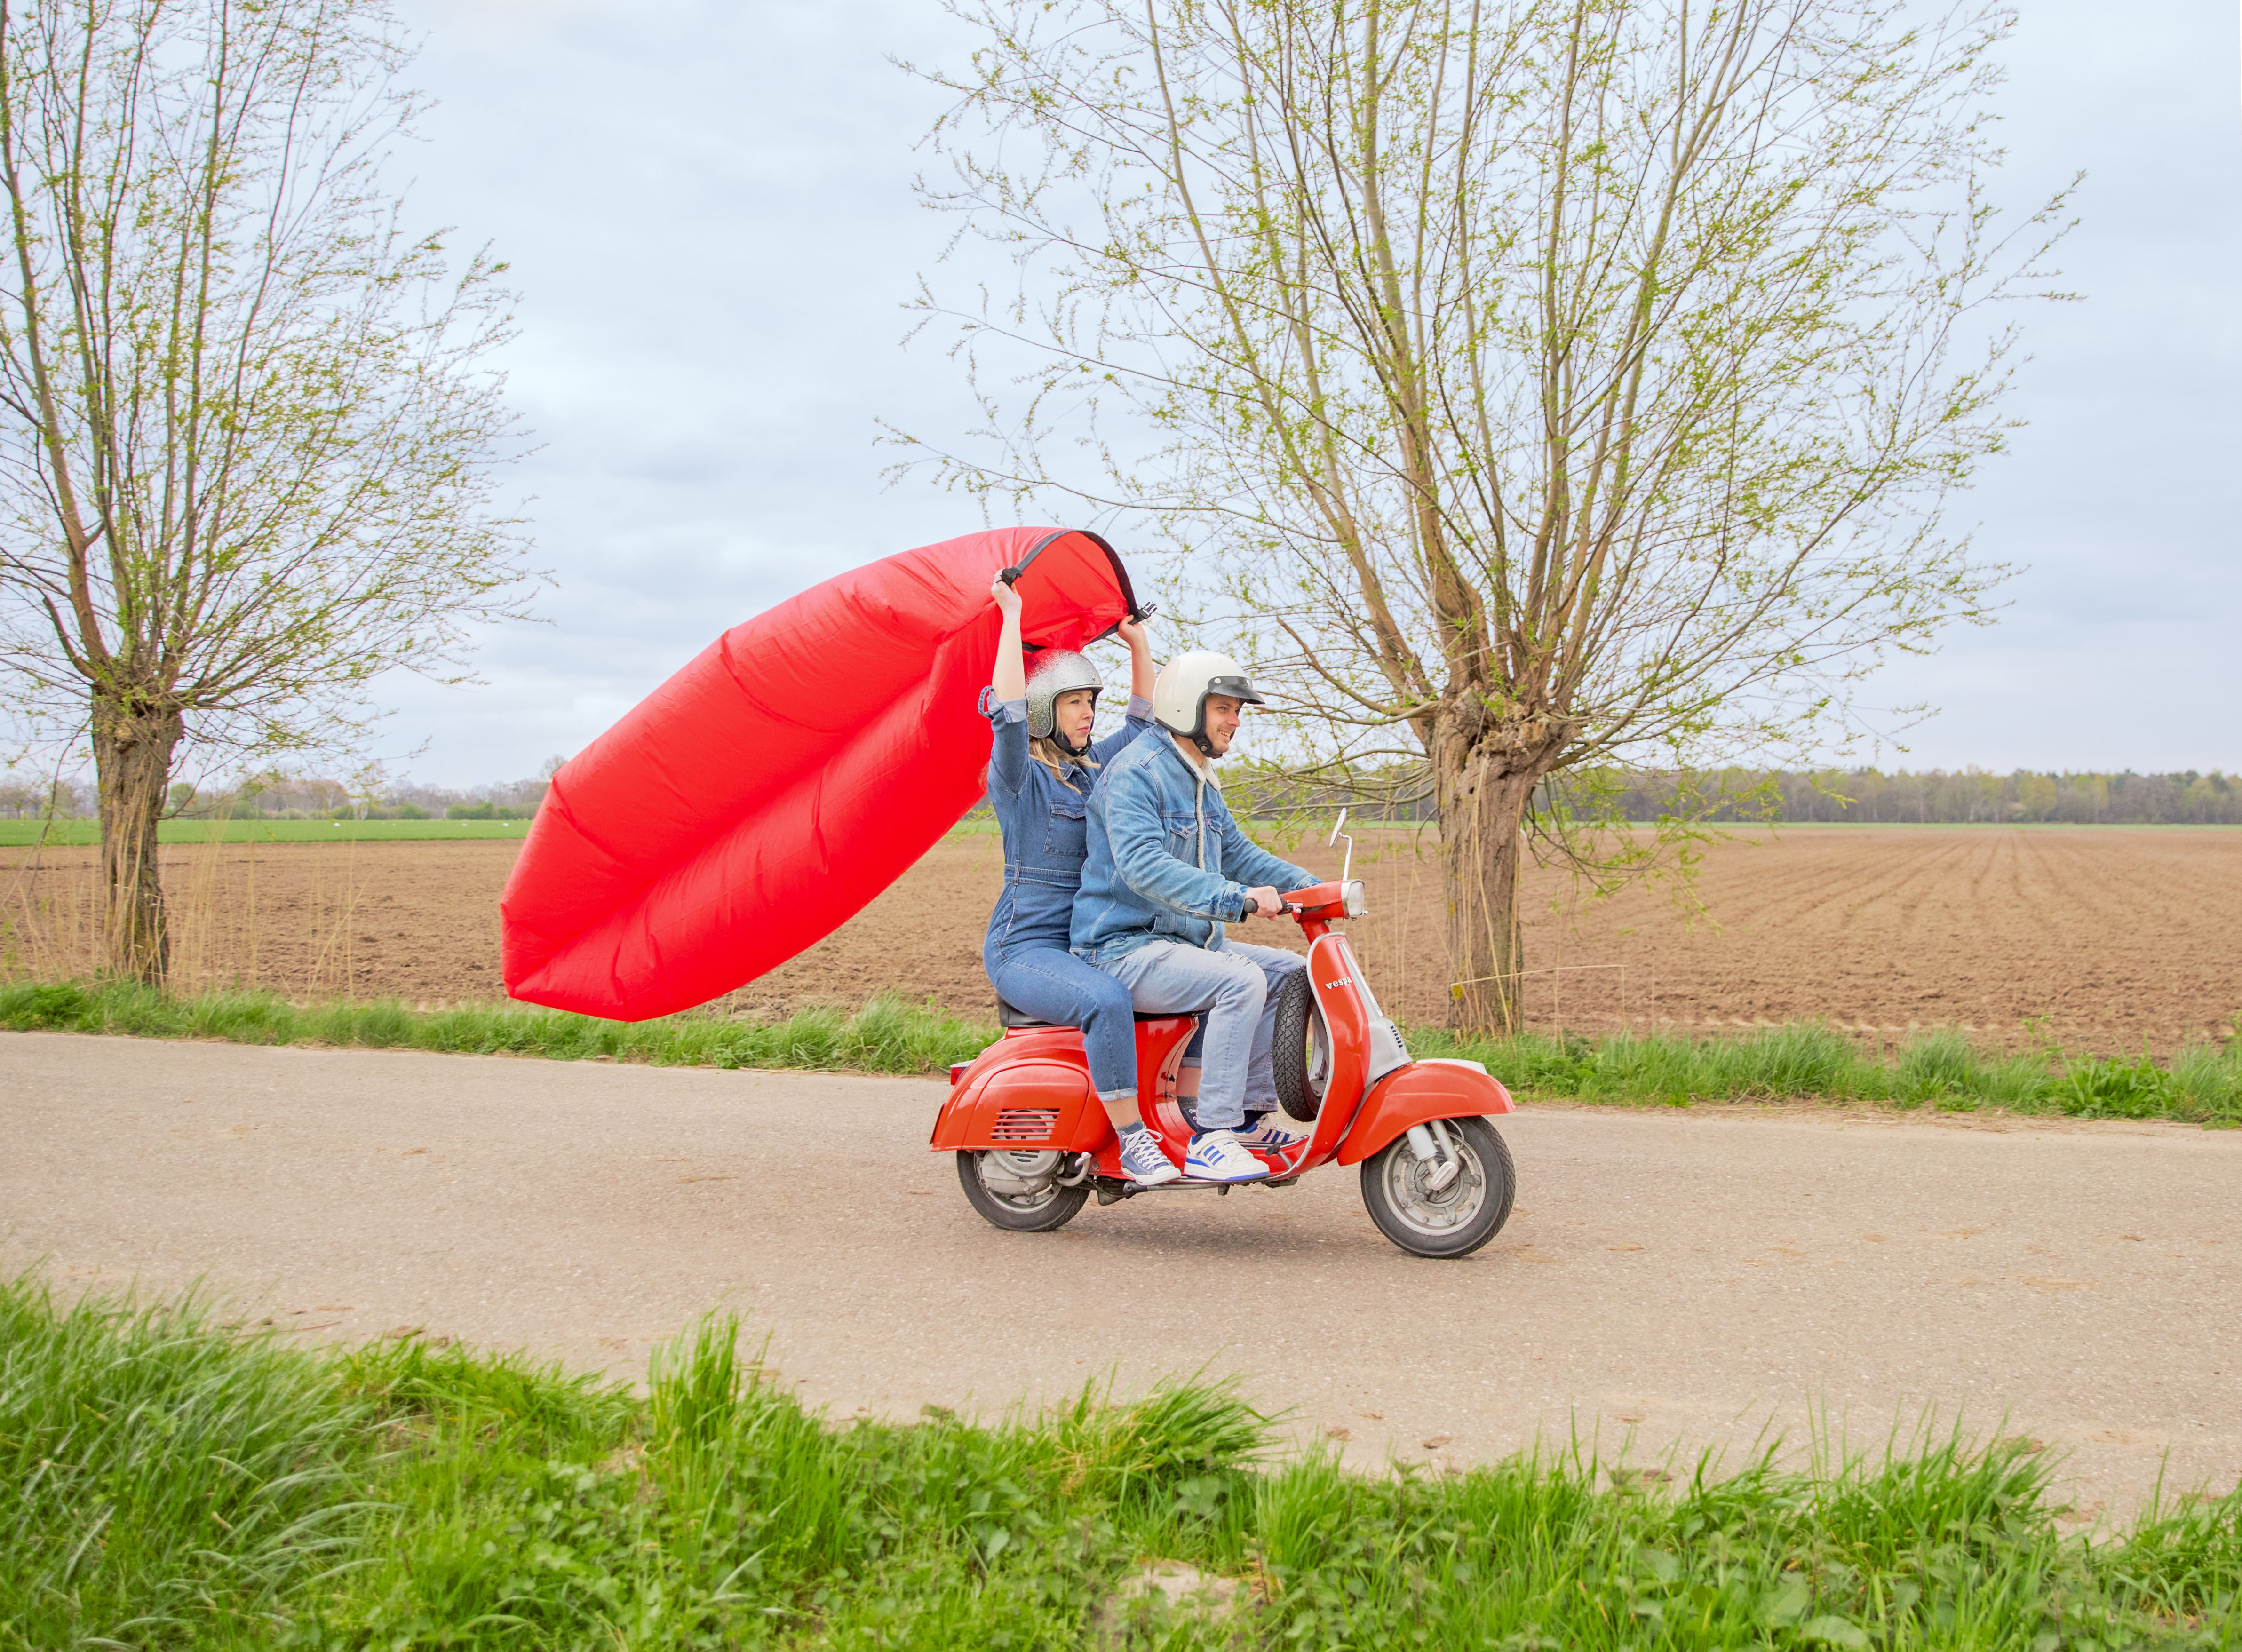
[929,1015,1200,1174]
[1290,932,1374,1172]
[929,1047,1101,1152]
[1335,1061,1516,1166]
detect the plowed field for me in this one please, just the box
[5,827,2236,1052]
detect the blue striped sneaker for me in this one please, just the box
[1117,1128,1182,1185]
[1185,1129,1271,1183]
[1234,1112,1305,1152]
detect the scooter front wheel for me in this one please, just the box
[955,1150,1091,1233]
[1271,967,1328,1122]
[1360,1117,1515,1259]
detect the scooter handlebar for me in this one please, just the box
[1278,879,1369,921]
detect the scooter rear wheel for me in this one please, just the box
[955,1150,1091,1232]
[1360,1117,1514,1259]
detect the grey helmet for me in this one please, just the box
[1025,649,1104,755]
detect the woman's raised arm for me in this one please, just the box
[991,578,1026,701]
[1117,615,1154,702]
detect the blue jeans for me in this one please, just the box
[1099,938,1306,1130]
[986,941,1138,1100]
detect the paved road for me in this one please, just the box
[6,1032,2238,1521]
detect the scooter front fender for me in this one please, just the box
[1336,1061,1515,1167]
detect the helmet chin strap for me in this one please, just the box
[1190,694,1217,756]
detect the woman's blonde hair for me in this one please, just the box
[1030,736,1097,793]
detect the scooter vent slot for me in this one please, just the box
[990,1108,1062,1142]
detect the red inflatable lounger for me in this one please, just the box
[500,526,1139,1021]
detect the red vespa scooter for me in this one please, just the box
[929,812,1518,1259]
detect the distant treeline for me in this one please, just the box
[0,769,556,823]
[1615,768,2242,826]
[1222,765,2242,827]
[13,762,2235,827]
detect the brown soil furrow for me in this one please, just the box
[4,826,2237,1053]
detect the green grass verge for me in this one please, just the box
[5,977,2239,1124]
[1410,1021,2242,1126]
[0,980,993,1075]
[0,818,538,846]
[5,1275,2238,1650]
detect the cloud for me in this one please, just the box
[1864,0,2242,768]
[380,0,2241,783]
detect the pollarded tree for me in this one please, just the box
[899,0,2068,1032]
[0,0,534,983]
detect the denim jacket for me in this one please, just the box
[981,688,1154,956]
[1071,731,1313,963]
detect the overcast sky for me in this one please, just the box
[378,0,2241,787]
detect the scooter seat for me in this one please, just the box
[995,997,1202,1030]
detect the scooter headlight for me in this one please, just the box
[1342,878,1367,918]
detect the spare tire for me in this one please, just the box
[1271,967,1327,1121]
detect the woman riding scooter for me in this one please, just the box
[982,577,1177,1185]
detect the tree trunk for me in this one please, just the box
[91,692,184,985]
[1433,719,1546,1036]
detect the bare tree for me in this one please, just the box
[0,0,533,983]
[898,0,2069,1032]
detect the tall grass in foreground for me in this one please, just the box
[4,1276,2238,1650]
[0,1281,371,1648]
[4,977,2239,1122]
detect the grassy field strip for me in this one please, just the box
[15,816,2233,850]
[4,979,2238,1124]
[1708,822,2242,830]
[0,818,538,846]
[6,1275,2238,1651]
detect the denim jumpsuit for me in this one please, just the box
[981,688,1154,1101]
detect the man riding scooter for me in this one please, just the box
[1072,652,1316,1183]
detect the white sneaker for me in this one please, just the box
[1234,1112,1305,1151]
[1184,1129,1271,1183]
[1117,1128,1182,1186]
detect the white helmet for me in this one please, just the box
[1025,649,1103,755]
[1153,651,1264,755]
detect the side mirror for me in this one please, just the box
[1326,806,1353,885]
